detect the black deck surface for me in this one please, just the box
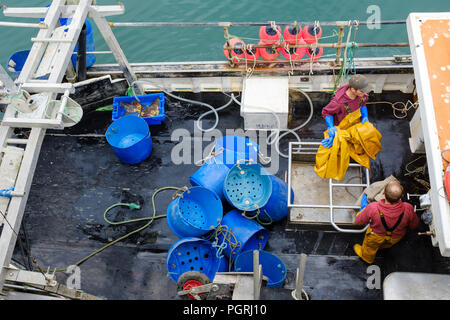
[8,90,449,300]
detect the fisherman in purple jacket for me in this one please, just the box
[321,74,372,148]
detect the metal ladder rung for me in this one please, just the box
[1,118,64,129]
[21,82,75,94]
[31,37,73,43]
[332,183,368,187]
[6,139,28,145]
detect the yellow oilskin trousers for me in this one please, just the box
[354,226,402,264]
[314,109,382,180]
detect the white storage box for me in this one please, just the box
[240,77,289,130]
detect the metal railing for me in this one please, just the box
[287,141,370,233]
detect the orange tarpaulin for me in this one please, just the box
[314,109,383,180]
[420,19,450,167]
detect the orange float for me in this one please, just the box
[281,39,307,61]
[259,24,282,44]
[306,47,323,61]
[223,38,245,62]
[283,24,303,45]
[302,24,322,44]
[258,41,280,61]
[244,44,260,62]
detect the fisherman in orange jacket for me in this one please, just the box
[353,181,419,264]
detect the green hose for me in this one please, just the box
[51,186,184,272]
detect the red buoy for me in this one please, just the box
[223,38,245,62]
[302,24,322,44]
[259,24,282,44]
[281,39,307,61]
[244,44,260,62]
[306,46,323,61]
[258,41,280,61]
[283,24,303,45]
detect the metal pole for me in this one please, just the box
[294,253,307,300]
[0,21,47,28]
[223,26,234,67]
[253,250,261,300]
[335,26,345,64]
[287,143,292,208]
[90,9,141,93]
[76,23,87,82]
[223,42,409,50]
[108,20,406,28]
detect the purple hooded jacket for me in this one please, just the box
[322,84,368,126]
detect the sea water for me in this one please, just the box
[0,0,450,67]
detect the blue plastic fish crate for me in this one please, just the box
[112,93,165,125]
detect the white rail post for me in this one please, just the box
[89,6,140,92]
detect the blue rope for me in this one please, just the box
[0,187,14,199]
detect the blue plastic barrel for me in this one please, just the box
[166,186,223,238]
[248,174,295,223]
[166,237,221,283]
[214,136,259,168]
[6,50,29,78]
[215,210,269,259]
[189,159,231,201]
[223,163,272,212]
[105,115,152,164]
[234,250,287,288]
[70,19,96,69]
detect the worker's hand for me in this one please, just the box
[360,193,369,211]
[325,116,338,138]
[321,137,334,148]
[360,106,369,124]
[322,115,338,148]
[328,126,338,138]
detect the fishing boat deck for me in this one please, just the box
[6,90,447,300]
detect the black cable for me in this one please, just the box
[0,209,32,270]
[20,218,33,271]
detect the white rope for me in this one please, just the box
[245,43,257,79]
[291,288,310,300]
[308,21,320,75]
[366,100,419,119]
[284,42,295,79]
[194,146,225,167]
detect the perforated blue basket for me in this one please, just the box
[166,186,223,238]
[214,135,260,168]
[234,250,287,288]
[223,163,272,211]
[166,237,221,283]
[215,210,269,258]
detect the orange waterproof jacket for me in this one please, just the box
[314,109,382,180]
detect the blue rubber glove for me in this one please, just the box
[360,106,369,124]
[360,193,369,211]
[321,116,338,148]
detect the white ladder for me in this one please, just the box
[0,0,136,295]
